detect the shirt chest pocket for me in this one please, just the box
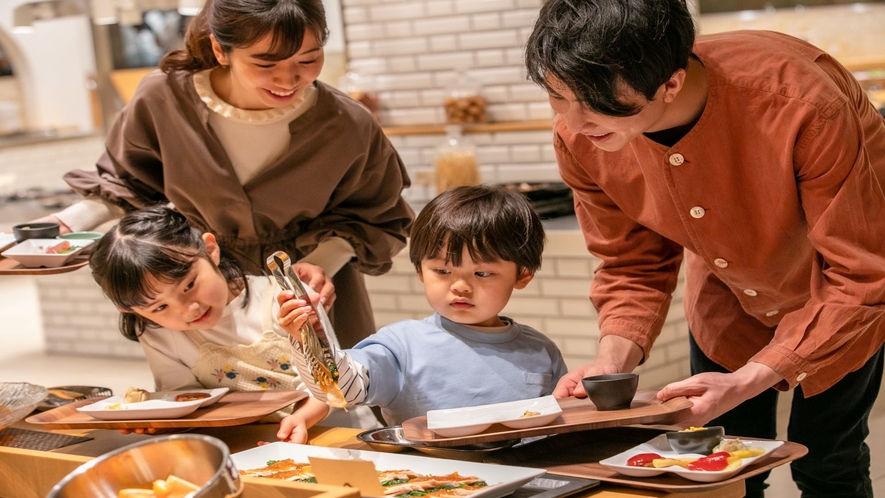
[524,372,553,397]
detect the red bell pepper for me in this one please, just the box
[687,451,731,471]
[627,453,662,467]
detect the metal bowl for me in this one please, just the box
[47,434,242,498]
[357,427,518,462]
[0,382,47,431]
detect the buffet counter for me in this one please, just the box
[0,421,745,498]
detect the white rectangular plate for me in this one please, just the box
[1,238,94,268]
[599,438,784,483]
[231,442,545,498]
[76,388,228,420]
[426,395,562,438]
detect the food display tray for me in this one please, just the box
[482,426,808,493]
[25,390,307,430]
[402,390,692,447]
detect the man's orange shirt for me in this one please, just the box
[556,30,885,397]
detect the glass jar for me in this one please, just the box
[339,70,381,120]
[443,70,487,125]
[434,125,480,194]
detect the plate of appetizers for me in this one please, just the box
[426,395,563,438]
[599,436,784,483]
[75,387,228,420]
[0,238,94,268]
[232,442,545,498]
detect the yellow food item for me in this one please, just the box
[679,426,708,432]
[652,458,695,468]
[104,403,124,410]
[521,410,541,418]
[117,475,199,498]
[124,387,150,403]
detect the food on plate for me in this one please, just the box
[626,453,662,468]
[521,410,541,418]
[713,438,754,454]
[104,403,126,410]
[124,387,150,403]
[679,426,708,432]
[174,392,211,402]
[239,459,489,497]
[117,474,200,498]
[626,441,767,472]
[45,240,75,255]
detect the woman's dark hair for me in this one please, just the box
[409,184,546,275]
[89,206,247,341]
[160,0,329,73]
[525,0,695,116]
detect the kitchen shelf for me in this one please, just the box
[382,119,553,136]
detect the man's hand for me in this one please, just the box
[656,362,783,427]
[26,215,72,235]
[553,363,623,398]
[293,262,336,311]
[554,335,645,398]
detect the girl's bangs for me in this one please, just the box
[108,245,200,311]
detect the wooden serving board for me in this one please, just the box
[483,426,808,492]
[25,390,308,430]
[402,390,692,447]
[0,253,90,275]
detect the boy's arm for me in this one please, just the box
[276,396,331,444]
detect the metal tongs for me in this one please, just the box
[266,251,346,408]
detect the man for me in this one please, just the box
[525,1,885,496]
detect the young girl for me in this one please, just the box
[41,0,413,350]
[278,185,569,425]
[89,206,379,442]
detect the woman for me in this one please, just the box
[44,0,414,349]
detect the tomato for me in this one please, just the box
[687,451,731,471]
[627,453,663,467]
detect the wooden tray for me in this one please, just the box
[0,253,90,275]
[25,390,308,430]
[483,426,807,492]
[402,390,692,447]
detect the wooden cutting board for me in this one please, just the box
[402,390,692,447]
[482,426,808,492]
[25,390,307,430]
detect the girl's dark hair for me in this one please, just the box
[160,0,329,73]
[89,206,247,341]
[525,0,695,116]
[409,185,546,275]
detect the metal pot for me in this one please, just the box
[46,434,242,498]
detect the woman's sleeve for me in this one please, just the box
[63,79,169,212]
[295,125,414,276]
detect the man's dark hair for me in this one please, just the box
[409,185,545,276]
[525,0,696,116]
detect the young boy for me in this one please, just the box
[277,184,568,425]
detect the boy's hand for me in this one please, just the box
[276,291,324,339]
[275,413,310,444]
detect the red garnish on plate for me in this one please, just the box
[687,451,731,471]
[626,453,662,467]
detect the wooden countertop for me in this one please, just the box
[0,420,744,498]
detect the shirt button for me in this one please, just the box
[690,206,706,218]
[765,310,779,317]
[713,258,728,268]
[797,372,807,382]
[743,289,758,297]
[669,153,685,166]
